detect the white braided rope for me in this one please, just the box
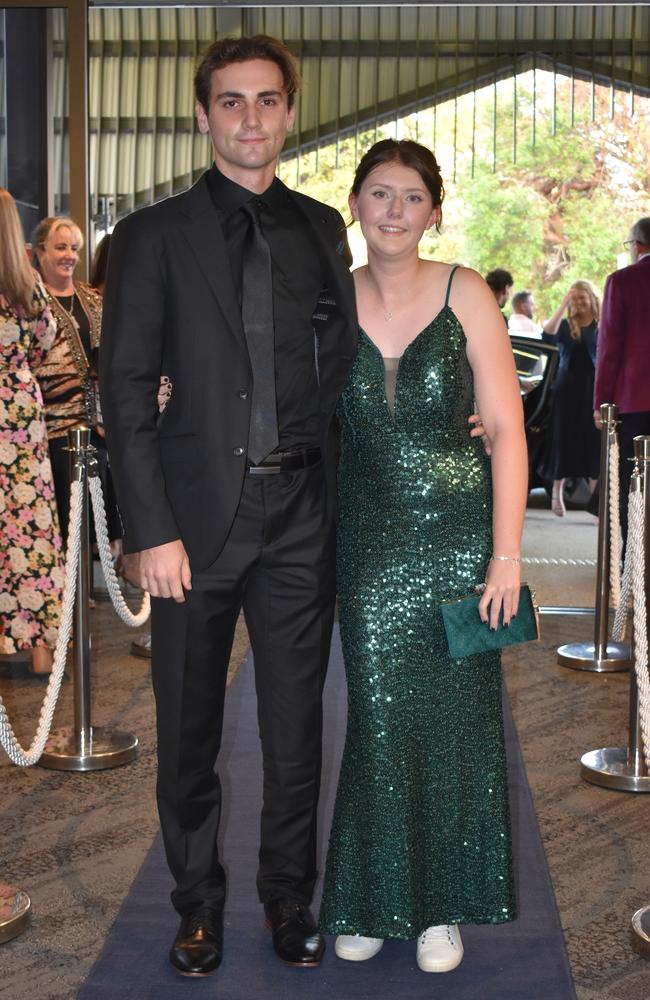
[88,476,150,628]
[613,488,635,641]
[0,481,81,766]
[522,557,597,567]
[628,489,650,769]
[609,434,623,609]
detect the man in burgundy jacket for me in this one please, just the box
[594,217,650,541]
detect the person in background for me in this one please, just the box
[0,189,64,677]
[485,268,513,326]
[594,217,650,543]
[540,281,601,516]
[507,290,543,338]
[31,217,122,549]
[89,233,112,294]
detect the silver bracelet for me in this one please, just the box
[491,555,521,564]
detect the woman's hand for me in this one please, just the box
[477,557,521,630]
[468,411,492,455]
[157,375,172,413]
[543,290,573,335]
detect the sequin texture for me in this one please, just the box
[319,306,515,938]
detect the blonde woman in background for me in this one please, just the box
[540,280,601,516]
[31,217,122,548]
[0,190,63,676]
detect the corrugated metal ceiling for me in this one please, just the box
[70,5,650,218]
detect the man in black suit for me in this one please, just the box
[99,35,357,977]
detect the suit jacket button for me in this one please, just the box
[237,389,248,399]
[233,447,244,456]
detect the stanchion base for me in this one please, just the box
[37,726,138,771]
[557,641,631,673]
[631,906,650,959]
[0,889,30,944]
[581,746,650,792]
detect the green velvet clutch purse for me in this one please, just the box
[440,584,539,659]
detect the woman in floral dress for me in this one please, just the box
[0,189,64,675]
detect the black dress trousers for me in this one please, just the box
[618,410,650,545]
[150,460,336,916]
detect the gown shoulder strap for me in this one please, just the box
[444,264,461,307]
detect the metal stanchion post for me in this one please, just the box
[38,427,138,771]
[581,436,650,792]
[557,403,631,672]
[0,886,30,944]
[630,437,650,952]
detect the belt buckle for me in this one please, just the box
[248,461,281,475]
[248,448,318,475]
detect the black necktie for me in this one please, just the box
[240,199,279,464]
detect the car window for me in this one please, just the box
[512,343,550,395]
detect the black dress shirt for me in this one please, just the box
[206,165,325,453]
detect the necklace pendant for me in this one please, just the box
[384,311,393,322]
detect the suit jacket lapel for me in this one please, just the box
[178,175,245,345]
[286,189,357,341]
[177,174,356,351]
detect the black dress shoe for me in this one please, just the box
[169,906,223,977]
[264,898,325,967]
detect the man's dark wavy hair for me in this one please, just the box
[194,35,300,113]
[486,269,514,294]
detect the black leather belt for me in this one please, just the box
[248,447,321,475]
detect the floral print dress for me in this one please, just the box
[0,282,64,653]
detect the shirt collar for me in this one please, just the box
[206,165,288,219]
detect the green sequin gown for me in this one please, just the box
[320,293,515,939]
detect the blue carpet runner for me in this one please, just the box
[79,628,576,999]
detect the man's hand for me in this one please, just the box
[468,412,492,456]
[593,408,603,429]
[123,540,192,603]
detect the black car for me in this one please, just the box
[509,335,559,493]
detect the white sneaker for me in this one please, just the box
[416,924,464,972]
[335,934,384,961]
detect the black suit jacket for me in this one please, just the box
[99,173,357,571]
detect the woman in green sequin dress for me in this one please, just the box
[319,140,528,973]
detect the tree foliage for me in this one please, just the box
[281,71,650,320]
